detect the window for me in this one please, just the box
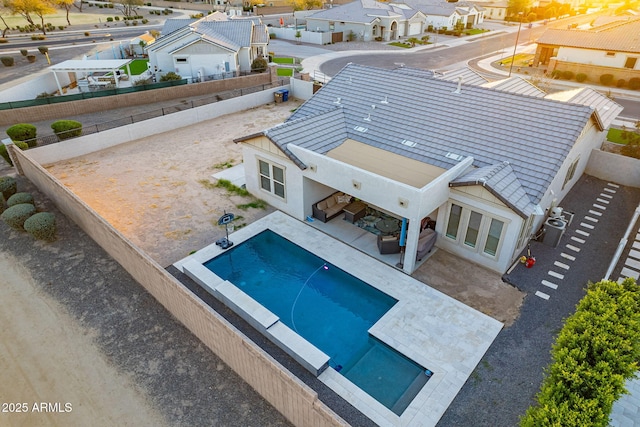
[484,218,504,256]
[562,157,579,189]
[176,57,187,63]
[446,204,462,239]
[445,203,506,258]
[464,211,482,248]
[625,57,638,69]
[258,159,285,198]
[606,51,616,57]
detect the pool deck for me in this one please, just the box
[174,211,503,427]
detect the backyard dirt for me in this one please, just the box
[0,251,168,427]
[45,101,303,267]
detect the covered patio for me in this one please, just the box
[48,59,134,94]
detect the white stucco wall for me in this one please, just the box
[557,46,640,69]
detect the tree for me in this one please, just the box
[0,10,10,37]
[72,0,82,12]
[6,0,56,34]
[54,0,73,25]
[521,279,640,427]
[407,37,419,47]
[289,0,322,11]
[114,0,143,18]
[507,0,532,19]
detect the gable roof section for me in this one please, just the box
[252,23,269,44]
[481,76,546,97]
[544,87,623,130]
[277,64,595,206]
[161,19,197,37]
[450,162,537,218]
[192,20,254,48]
[536,18,640,53]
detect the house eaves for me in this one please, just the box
[544,87,624,130]
[536,18,640,53]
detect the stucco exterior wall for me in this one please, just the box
[586,149,640,188]
[557,46,640,70]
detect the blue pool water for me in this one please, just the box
[204,229,430,415]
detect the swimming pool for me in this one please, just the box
[204,229,431,415]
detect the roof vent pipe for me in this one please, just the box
[381,95,388,104]
[334,97,341,104]
[453,76,463,94]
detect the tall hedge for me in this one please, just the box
[521,279,640,427]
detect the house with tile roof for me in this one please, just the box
[235,63,622,274]
[533,18,640,85]
[403,0,485,29]
[146,13,269,82]
[305,0,426,41]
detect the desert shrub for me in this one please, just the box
[0,145,11,166]
[20,49,28,56]
[160,71,181,81]
[141,19,148,24]
[37,46,48,54]
[6,123,37,147]
[600,73,615,86]
[561,70,574,80]
[106,17,113,22]
[251,57,268,73]
[1,56,14,66]
[629,78,640,90]
[51,120,82,140]
[7,192,34,207]
[24,212,56,241]
[114,16,120,21]
[0,38,7,43]
[0,203,36,230]
[84,31,90,36]
[0,176,17,199]
[550,70,562,79]
[617,79,626,88]
[31,35,46,40]
[58,25,64,30]
[27,55,36,62]
[575,73,587,82]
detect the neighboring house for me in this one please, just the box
[472,0,508,21]
[235,64,621,275]
[305,0,427,41]
[403,0,485,30]
[146,13,269,82]
[130,32,156,57]
[533,18,640,84]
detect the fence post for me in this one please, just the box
[2,138,23,175]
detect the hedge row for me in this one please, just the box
[550,71,640,90]
[0,177,57,241]
[521,279,640,427]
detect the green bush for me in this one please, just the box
[617,79,626,88]
[575,73,587,82]
[629,78,640,90]
[1,203,36,230]
[114,16,120,21]
[251,57,268,73]
[106,17,113,22]
[1,56,14,66]
[521,279,640,427]
[7,192,34,207]
[20,49,28,56]
[24,212,56,241]
[600,74,615,86]
[51,120,82,141]
[550,70,562,79]
[0,176,17,199]
[0,145,11,166]
[37,46,48,54]
[6,123,37,147]
[31,35,46,40]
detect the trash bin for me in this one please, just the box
[281,89,289,102]
[274,91,283,103]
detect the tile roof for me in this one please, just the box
[450,162,537,217]
[192,20,255,49]
[253,64,607,209]
[544,87,623,130]
[536,18,640,53]
[481,76,547,97]
[307,0,407,23]
[161,19,197,36]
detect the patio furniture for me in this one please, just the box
[376,219,400,235]
[417,229,437,261]
[312,192,352,222]
[362,215,378,227]
[377,234,401,254]
[343,201,367,223]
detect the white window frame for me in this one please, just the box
[444,201,507,259]
[258,158,286,200]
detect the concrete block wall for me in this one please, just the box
[28,86,290,165]
[0,72,273,126]
[11,147,347,427]
[586,149,640,188]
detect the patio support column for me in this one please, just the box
[112,68,119,88]
[402,218,422,274]
[52,71,63,96]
